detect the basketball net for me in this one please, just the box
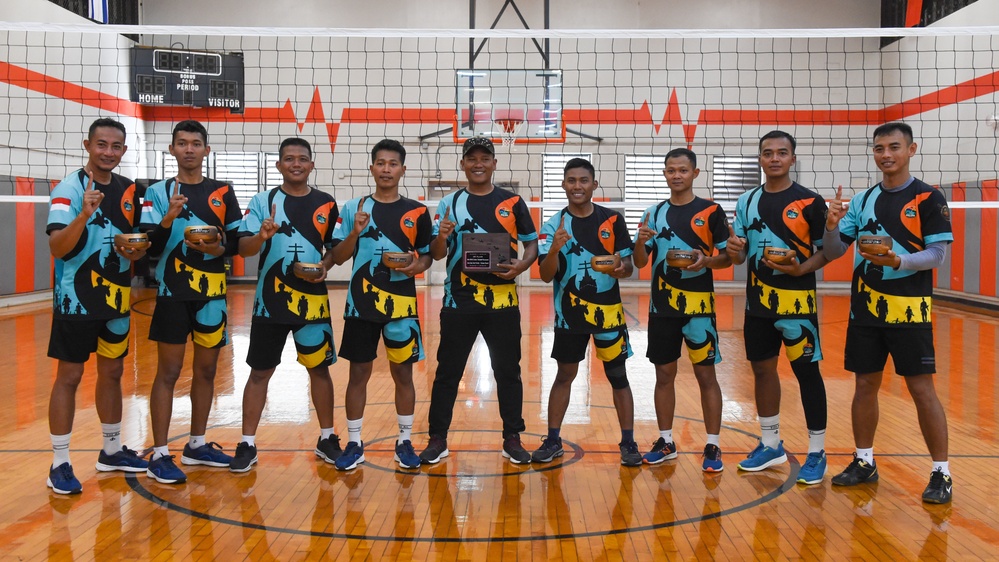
[496,119,524,148]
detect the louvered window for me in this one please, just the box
[541,152,591,223]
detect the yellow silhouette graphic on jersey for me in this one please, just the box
[688,339,715,364]
[385,327,421,364]
[594,332,628,362]
[857,280,931,324]
[272,278,331,321]
[174,259,226,297]
[658,277,714,315]
[192,316,226,349]
[785,337,816,362]
[563,290,625,330]
[361,281,418,320]
[90,271,130,313]
[749,273,816,316]
[460,272,519,308]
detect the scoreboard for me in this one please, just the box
[131,47,245,113]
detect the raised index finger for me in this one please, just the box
[835,185,843,200]
[728,224,737,238]
[558,214,565,230]
[358,196,366,212]
[442,205,450,222]
[269,204,276,221]
[85,168,94,191]
[173,180,181,198]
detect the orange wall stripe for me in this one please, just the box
[15,177,36,293]
[950,183,965,292]
[980,180,998,297]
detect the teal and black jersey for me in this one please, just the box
[433,187,537,312]
[47,169,139,320]
[636,197,729,318]
[240,187,338,325]
[332,196,432,322]
[140,177,242,301]
[539,204,632,334]
[839,178,952,327]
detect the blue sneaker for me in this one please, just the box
[47,462,83,495]
[182,442,233,467]
[643,438,678,465]
[334,441,365,471]
[797,450,827,485]
[737,440,787,472]
[95,446,149,473]
[394,440,421,469]
[146,454,187,484]
[531,436,564,464]
[702,444,724,472]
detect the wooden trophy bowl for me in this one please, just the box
[382,252,414,269]
[665,249,697,268]
[858,235,893,256]
[184,225,220,244]
[763,247,796,265]
[114,233,150,252]
[293,262,325,281]
[590,254,621,274]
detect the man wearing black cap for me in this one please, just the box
[419,137,539,465]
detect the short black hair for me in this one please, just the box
[664,148,697,168]
[872,122,914,145]
[759,130,796,153]
[564,157,595,179]
[172,120,208,144]
[371,138,406,164]
[88,117,126,141]
[279,137,312,159]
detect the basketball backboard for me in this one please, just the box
[455,69,565,144]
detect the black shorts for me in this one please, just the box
[844,324,936,376]
[48,316,130,363]
[338,317,424,364]
[743,314,822,363]
[647,316,721,366]
[246,321,336,371]
[149,298,228,348]
[551,329,632,368]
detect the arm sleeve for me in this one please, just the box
[46,173,83,233]
[822,225,850,261]
[898,241,947,271]
[537,211,559,260]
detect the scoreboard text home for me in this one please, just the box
[130,47,245,113]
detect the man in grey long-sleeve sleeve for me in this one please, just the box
[823,122,954,504]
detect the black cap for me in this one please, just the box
[462,136,495,157]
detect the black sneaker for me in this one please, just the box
[531,436,564,463]
[922,469,953,504]
[419,435,449,464]
[831,454,879,486]
[315,435,342,464]
[229,442,258,473]
[620,440,643,467]
[501,435,532,465]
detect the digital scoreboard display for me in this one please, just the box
[131,47,244,113]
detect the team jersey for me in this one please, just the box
[636,197,729,318]
[433,187,537,312]
[240,187,338,325]
[332,196,432,322]
[47,169,140,320]
[838,178,952,327]
[140,177,242,301]
[734,182,827,319]
[539,205,633,334]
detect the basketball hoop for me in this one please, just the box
[496,119,524,148]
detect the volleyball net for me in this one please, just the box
[1,22,998,221]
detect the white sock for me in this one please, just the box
[660,429,673,443]
[101,423,122,455]
[152,446,170,460]
[347,418,363,444]
[51,433,72,468]
[857,447,874,464]
[189,435,206,449]
[398,414,414,444]
[808,429,826,454]
[706,434,720,447]
[932,460,950,477]
[242,435,256,447]
[759,415,780,448]
[320,427,335,440]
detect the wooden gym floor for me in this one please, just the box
[0,284,997,561]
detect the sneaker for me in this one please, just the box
[831,454,879,486]
[620,441,643,466]
[315,435,343,464]
[797,450,827,485]
[737,440,787,472]
[146,455,187,484]
[921,469,953,504]
[334,441,365,471]
[182,442,233,468]
[394,440,421,469]
[532,436,564,464]
[702,444,724,472]
[95,446,149,473]
[501,435,532,465]
[643,438,678,465]
[229,442,258,473]
[419,435,450,464]
[47,462,82,495]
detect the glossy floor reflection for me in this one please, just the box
[0,285,997,560]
